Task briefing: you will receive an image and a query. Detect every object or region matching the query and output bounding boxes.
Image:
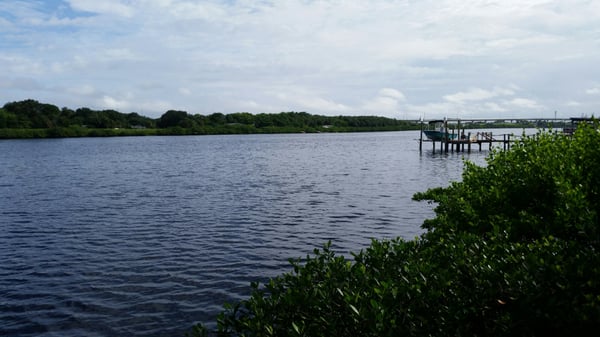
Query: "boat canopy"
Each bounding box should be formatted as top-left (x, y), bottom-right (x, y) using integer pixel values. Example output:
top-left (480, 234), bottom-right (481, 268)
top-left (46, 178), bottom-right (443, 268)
top-left (427, 120), bottom-right (445, 125)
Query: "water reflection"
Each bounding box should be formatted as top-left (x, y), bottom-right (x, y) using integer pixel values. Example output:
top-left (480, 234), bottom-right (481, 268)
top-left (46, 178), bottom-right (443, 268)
top-left (0, 131), bottom-right (502, 336)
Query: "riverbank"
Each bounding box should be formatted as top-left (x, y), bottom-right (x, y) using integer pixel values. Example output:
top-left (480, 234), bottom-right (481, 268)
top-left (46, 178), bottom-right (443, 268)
top-left (0, 124), bottom-right (422, 139)
top-left (1, 99), bottom-right (540, 139)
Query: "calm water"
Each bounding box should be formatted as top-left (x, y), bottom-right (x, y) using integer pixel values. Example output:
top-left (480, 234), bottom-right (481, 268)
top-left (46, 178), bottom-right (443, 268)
top-left (0, 131), bottom-right (490, 336)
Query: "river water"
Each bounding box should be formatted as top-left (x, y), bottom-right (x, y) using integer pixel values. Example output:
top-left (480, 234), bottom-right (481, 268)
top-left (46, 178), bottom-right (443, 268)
top-left (0, 131), bottom-right (492, 336)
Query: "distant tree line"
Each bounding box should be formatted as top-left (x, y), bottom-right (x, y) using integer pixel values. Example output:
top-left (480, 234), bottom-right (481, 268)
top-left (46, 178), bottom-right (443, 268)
top-left (0, 99), bottom-right (155, 129)
top-left (0, 99), bottom-right (419, 138)
top-left (156, 109), bottom-right (413, 129)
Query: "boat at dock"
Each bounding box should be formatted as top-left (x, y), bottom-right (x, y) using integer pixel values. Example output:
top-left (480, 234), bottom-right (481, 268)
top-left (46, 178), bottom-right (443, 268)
top-left (419, 116), bottom-right (594, 154)
top-left (423, 120), bottom-right (458, 141)
top-left (423, 130), bottom-right (458, 141)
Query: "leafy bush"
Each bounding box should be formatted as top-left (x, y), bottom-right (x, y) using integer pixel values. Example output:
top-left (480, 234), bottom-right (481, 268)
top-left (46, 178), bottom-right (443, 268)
top-left (193, 124), bottom-right (600, 336)
top-left (414, 126), bottom-right (600, 244)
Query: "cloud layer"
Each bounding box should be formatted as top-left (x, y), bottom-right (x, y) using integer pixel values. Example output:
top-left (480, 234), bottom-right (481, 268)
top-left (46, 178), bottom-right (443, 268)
top-left (1, 0), bottom-right (599, 119)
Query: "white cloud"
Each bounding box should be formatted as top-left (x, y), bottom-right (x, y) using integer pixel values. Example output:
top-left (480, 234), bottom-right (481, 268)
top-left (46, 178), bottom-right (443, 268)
top-left (137, 100), bottom-right (173, 114)
top-left (0, 77), bottom-right (44, 90)
top-left (68, 84), bottom-right (96, 96)
top-left (302, 97), bottom-right (350, 113)
top-left (270, 87), bottom-right (351, 114)
top-left (0, 16), bottom-right (11, 29)
top-left (444, 87), bottom-right (515, 104)
top-left (506, 98), bottom-right (544, 110)
top-left (102, 48), bottom-right (139, 61)
top-left (378, 88), bottom-right (406, 101)
top-left (101, 95), bottom-right (130, 110)
top-left (165, 1), bottom-right (227, 21)
top-left (484, 102), bottom-right (507, 112)
top-left (404, 102), bottom-right (456, 120)
top-left (66, 0), bottom-right (134, 17)
top-left (361, 88), bottom-right (407, 116)
top-left (1, 0), bottom-right (599, 118)
top-left (586, 88), bottom-right (600, 95)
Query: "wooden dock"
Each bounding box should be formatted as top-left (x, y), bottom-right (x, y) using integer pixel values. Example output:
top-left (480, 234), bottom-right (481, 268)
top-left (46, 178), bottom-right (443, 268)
top-left (418, 117), bottom-right (575, 154)
top-left (421, 131), bottom-right (518, 154)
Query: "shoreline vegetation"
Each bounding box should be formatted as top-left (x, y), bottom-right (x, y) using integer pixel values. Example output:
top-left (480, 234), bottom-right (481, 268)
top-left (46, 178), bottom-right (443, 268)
top-left (191, 123), bottom-right (600, 336)
top-left (1, 99), bottom-right (542, 139)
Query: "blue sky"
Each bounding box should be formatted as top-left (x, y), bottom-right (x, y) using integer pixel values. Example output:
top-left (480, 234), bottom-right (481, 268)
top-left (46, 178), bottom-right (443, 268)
top-left (1, 0), bottom-right (599, 119)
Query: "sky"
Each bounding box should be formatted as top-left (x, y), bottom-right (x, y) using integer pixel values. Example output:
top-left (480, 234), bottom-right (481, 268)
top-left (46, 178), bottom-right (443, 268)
top-left (1, 0), bottom-right (599, 119)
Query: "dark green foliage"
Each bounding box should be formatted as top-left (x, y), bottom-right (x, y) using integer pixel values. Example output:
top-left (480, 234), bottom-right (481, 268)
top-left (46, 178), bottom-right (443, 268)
top-left (208, 112), bottom-right (227, 125)
top-left (127, 112), bottom-right (156, 128)
top-left (1, 99), bottom-right (422, 138)
top-left (192, 124), bottom-right (600, 336)
top-left (1, 100), bottom-right (157, 131)
top-left (3, 99), bottom-right (60, 128)
top-left (226, 112), bottom-right (254, 125)
top-left (158, 110), bottom-right (190, 128)
top-left (0, 108), bottom-right (19, 128)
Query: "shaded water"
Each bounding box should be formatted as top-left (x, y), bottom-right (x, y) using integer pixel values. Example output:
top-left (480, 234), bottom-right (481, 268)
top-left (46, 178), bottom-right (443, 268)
top-left (0, 131), bottom-right (490, 336)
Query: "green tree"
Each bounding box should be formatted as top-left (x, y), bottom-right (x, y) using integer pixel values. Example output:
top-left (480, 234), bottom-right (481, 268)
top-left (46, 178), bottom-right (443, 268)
top-left (0, 108), bottom-right (18, 128)
top-left (208, 112), bottom-right (226, 125)
top-left (74, 107), bottom-right (94, 126)
top-left (192, 114), bottom-right (207, 127)
top-left (126, 112), bottom-right (155, 128)
top-left (58, 107), bottom-right (76, 127)
top-left (157, 110), bottom-right (189, 128)
top-left (254, 113), bottom-right (274, 128)
top-left (3, 99), bottom-right (60, 128)
top-left (227, 112), bottom-right (254, 125)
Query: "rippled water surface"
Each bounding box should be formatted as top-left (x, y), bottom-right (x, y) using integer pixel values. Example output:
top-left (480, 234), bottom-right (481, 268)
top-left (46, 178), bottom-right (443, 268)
top-left (0, 131), bottom-right (490, 336)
